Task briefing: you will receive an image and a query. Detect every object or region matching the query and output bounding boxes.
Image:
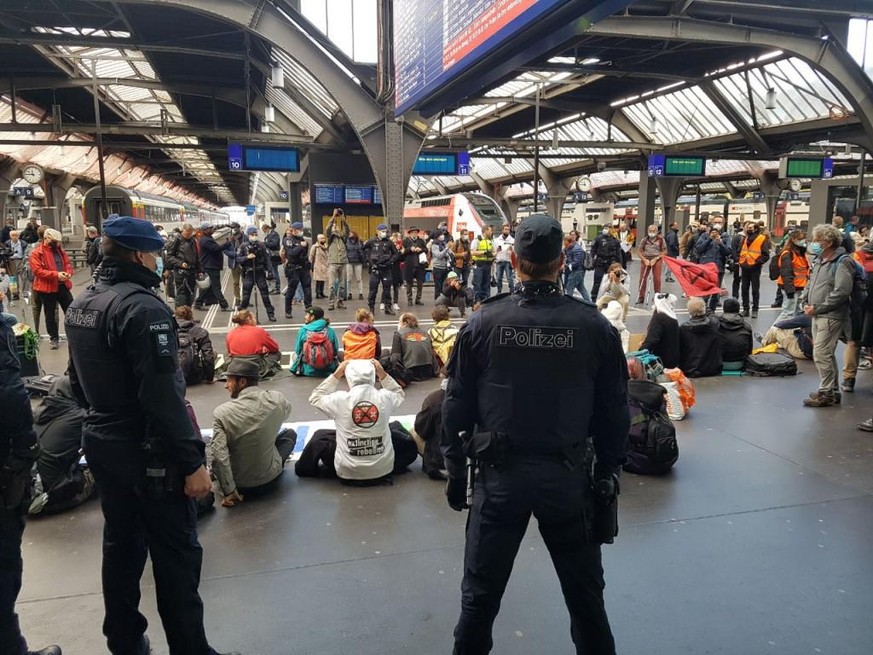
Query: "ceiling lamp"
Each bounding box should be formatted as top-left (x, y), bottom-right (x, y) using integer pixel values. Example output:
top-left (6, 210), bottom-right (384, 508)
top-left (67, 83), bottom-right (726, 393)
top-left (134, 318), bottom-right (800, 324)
top-left (552, 130), bottom-right (560, 149)
top-left (649, 116), bottom-right (659, 135)
top-left (581, 57), bottom-right (600, 65)
top-left (271, 64), bottom-right (284, 88)
top-left (264, 104), bottom-right (276, 124)
top-left (765, 87), bottom-right (777, 110)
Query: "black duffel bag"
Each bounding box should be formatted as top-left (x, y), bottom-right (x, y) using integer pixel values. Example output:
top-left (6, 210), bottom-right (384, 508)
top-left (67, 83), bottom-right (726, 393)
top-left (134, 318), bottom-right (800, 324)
top-left (744, 352), bottom-right (797, 377)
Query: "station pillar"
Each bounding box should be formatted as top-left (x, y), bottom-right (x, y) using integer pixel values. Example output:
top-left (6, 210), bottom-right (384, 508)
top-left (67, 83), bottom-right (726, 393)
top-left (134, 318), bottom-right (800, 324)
top-left (289, 181), bottom-right (304, 221)
top-left (0, 161), bottom-right (22, 224)
top-left (637, 173), bottom-right (658, 232)
top-left (759, 171), bottom-right (782, 227)
top-left (538, 165), bottom-right (570, 222)
top-left (42, 173), bottom-right (76, 230)
top-left (654, 176), bottom-right (685, 229)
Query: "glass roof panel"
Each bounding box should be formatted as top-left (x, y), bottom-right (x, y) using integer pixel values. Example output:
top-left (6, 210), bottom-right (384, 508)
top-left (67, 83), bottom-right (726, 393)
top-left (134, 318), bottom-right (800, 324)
top-left (623, 85), bottom-right (736, 144)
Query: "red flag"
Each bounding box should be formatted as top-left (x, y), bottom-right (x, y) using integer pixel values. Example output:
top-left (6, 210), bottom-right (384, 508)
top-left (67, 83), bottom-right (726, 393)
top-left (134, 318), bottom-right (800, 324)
top-left (663, 257), bottom-right (722, 297)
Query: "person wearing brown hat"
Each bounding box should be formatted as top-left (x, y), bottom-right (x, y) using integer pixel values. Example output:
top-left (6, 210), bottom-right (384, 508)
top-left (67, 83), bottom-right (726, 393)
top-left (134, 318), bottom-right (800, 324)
top-left (210, 358), bottom-right (294, 507)
top-left (442, 214), bottom-right (630, 655)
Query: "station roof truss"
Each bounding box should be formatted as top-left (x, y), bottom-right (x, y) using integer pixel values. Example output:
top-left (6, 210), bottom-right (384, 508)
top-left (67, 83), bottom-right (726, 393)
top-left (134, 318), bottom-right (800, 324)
top-left (0, 0), bottom-right (359, 207)
top-left (413, 0), bottom-right (872, 202)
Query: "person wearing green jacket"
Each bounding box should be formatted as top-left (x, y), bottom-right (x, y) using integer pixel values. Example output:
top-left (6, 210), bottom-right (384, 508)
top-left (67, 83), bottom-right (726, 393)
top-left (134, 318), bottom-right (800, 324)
top-left (293, 306), bottom-right (340, 377)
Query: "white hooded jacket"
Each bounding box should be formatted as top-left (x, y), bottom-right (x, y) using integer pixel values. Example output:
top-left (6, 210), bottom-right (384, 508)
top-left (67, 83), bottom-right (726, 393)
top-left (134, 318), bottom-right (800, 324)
top-left (309, 360), bottom-right (405, 480)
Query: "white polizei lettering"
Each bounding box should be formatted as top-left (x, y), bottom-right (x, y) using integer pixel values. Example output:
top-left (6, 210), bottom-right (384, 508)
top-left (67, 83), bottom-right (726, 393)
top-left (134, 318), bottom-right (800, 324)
top-left (497, 326), bottom-right (576, 349)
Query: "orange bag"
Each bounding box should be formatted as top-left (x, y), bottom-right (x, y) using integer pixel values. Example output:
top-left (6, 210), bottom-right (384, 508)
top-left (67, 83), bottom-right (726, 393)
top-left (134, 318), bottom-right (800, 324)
top-left (664, 368), bottom-right (696, 412)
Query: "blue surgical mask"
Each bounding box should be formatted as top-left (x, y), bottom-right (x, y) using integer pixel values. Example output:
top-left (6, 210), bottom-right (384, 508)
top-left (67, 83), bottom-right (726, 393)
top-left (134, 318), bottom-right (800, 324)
top-left (807, 242), bottom-right (822, 256)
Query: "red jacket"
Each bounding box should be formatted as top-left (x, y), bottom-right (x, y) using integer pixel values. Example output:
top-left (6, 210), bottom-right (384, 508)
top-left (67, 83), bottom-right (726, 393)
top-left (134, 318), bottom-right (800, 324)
top-left (30, 243), bottom-right (73, 293)
top-left (226, 324), bottom-right (279, 356)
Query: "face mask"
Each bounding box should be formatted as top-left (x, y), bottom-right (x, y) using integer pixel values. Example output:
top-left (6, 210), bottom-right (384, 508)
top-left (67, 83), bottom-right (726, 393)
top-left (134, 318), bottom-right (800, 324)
top-left (746, 229), bottom-right (755, 235)
top-left (648, 231), bottom-right (657, 238)
top-left (378, 231), bottom-right (387, 239)
top-left (461, 235), bottom-right (468, 242)
top-left (713, 224), bottom-right (723, 231)
top-left (796, 240), bottom-right (807, 248)
top-left (807, 242), bottom-right (823, 256)
top-left (602, 228), bottom-right (610, 236)
top-left (248, 234), bottom-right (259, 242)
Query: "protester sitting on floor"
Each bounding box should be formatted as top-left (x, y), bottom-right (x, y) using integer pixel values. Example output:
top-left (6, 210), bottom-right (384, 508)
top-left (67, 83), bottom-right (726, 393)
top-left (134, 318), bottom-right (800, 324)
top-left (292, 305), bottom-right (339, 377)
top-left (297, 359), bottom-right (417, 484)
top-left (29, 374), bottom-right (95, 515)
top-left (758, 314), bottom-right (813, 360)
top-left (384, 313), bottom-right (438, 384)
top-left (601, 300), bottom-right (630, 353)
top-left (435, 271), bottom-right (473, 316)
top-left (595, 261), bottom-right (630, 320)
top-left (641, 293), bottom-right (680, 368)
top-left (679, 296), bottom-right (724, 377)
top-left (210, 358), bottom-right (295, 508)
top-left (342, 308), bottom-right (382, 360)
top-left (428, 305), bottom-right (459, 370)
top-left (413, 377), bottom-right (449, 480)
top-left (175, 306), bottom-right (216, 386)
top-left (224, 309), bottom-right (282, 379)
top-left (718, 297), bottom-right (753, 370)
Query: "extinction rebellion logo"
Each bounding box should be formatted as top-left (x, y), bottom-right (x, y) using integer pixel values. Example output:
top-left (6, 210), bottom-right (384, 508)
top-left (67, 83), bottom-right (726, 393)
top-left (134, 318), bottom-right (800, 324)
top-left (352, 401), bottom-right (380, 428)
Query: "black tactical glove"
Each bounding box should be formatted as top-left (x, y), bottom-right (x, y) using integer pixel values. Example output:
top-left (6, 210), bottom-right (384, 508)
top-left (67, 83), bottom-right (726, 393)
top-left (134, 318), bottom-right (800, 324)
top-left (0, 447), bottom-right (37, 512)
top-left (446, 477), bottom-right (468, 512)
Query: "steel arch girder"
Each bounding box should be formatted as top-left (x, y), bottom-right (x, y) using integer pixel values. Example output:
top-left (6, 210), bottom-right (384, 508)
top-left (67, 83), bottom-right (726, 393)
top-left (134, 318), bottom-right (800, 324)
top-left (589, 15), bottom-right (873, 146)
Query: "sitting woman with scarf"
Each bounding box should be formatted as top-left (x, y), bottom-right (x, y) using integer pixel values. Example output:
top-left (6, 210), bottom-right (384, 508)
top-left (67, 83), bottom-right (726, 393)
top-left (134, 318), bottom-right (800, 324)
top-left (640, 293), bottom-right (680, 368)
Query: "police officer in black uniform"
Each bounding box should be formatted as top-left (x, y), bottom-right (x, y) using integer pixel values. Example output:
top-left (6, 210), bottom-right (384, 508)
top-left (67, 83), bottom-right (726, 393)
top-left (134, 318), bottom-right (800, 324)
top-left (163, 222), bottom-right (200, 308)
top-left (281, 221), bottom-right (312, 318)
top-left (1, 314), bottom-right (61, 655)
top-left (443, 214), bottom-right (630, 655)
top-left (362, 223), bottom-right (397, 316)
top-left (237, 226), bottom-right (276, 322)
top-left (65, 216), bottom-right (239, 655)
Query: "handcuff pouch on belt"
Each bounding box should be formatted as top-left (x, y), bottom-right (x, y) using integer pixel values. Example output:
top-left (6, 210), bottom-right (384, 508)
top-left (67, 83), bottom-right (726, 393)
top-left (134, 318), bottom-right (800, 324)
top-left (461, 431), bottom-right (507, 467)
top-left (143, 433), bottom-right (182, 500)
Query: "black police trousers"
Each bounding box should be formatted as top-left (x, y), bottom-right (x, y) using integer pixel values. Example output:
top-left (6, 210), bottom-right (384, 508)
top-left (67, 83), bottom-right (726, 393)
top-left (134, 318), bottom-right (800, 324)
top-left (454, 458), bottom-right (615, 655)
top-left (86, 439), bottom-right (211, 655)
top-left (0, 497), bottom-right (28, 654)
top-left (368, 267), bottom-right (393, 311)
top-left (240, 269), bottom-right (274, 313)
top-left (284, 266), bottom-right (312, 313)
top-left (173, 271), bottom-right (196, 309)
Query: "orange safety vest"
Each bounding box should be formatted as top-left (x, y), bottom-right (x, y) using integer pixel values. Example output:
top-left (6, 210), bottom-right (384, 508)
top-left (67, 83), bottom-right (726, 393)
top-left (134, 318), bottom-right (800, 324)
top-left (739, 233), bottom-right (766, 266)
top-left (776, 248), bottom-right (809, 289)
top-left (854, 249), bottom-right (873, 276)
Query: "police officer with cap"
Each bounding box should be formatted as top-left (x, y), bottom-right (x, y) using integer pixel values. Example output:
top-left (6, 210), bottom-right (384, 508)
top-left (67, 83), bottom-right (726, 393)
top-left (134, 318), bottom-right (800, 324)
top-left (443, 214), bottom-right (629, 654)
top-left (362, 223), bottom-right (398, 316)
top-left (237, 226), bottom-right (276, 322)
top-left (65, 216), bottom-right (240, 655)
top-left (281, 221), bottom-right (312, 318)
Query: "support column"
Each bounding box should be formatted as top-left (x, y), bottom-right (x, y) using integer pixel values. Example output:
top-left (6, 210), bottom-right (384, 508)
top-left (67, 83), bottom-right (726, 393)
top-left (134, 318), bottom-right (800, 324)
top-left (42, 173), bottom-right (76, 230)
top-left (638, 173), bottom-right (658, 233)
top-left (759, 171), bottom-right (782, 226)
top-left (500, 195), bottom-right (520, 225)
top-left (654, 177), bottom-right (685, 230)
top-left (537, 164), bottom-right (570, 221)
top-left (809, 178), bottom-right (832, 224)
top-left (289, 181), bottom-right (303, 221)
top-left (0, 161), bottom-right (23, 224)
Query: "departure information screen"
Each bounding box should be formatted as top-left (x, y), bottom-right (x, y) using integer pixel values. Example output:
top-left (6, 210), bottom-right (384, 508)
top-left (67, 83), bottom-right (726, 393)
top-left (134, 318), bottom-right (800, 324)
top-left (313, 185), bottom-right (344, 204)
top-left (394, 0), bottom-right (565, 114)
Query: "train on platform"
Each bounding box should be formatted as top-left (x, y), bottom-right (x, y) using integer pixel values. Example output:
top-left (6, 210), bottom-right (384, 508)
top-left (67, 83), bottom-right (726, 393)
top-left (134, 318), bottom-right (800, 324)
top-left (403, 192), bottom-right (508, 238)
top-left (81, 185), bottom-right (230, 232)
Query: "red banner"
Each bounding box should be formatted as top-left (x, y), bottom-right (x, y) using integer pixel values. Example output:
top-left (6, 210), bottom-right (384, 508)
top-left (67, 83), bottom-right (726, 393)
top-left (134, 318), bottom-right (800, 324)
top-left (663, 257), bottom-right (723, 297)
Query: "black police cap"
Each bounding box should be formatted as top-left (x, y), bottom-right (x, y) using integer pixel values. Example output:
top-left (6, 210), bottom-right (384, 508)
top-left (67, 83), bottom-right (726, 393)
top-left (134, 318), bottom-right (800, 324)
top-left (515, 214), bottom-right (563, 264)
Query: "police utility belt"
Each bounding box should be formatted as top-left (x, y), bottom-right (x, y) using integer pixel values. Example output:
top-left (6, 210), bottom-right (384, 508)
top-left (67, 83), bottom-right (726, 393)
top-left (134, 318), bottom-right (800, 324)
top-left (461, 431), bottom-right (592, 470)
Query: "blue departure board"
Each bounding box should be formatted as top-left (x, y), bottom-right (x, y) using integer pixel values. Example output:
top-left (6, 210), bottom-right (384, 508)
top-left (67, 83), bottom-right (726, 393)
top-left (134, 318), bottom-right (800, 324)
top-left (345, 186), bottom-right (374, 205)
top-left (228, 144), bottom-right (300, 172)
top-left (413, 153), bottom-right (459, 175)
top-left (313, 185), bottom-right (344, 205)
top-left (373, 187), bottom-right (383, 205)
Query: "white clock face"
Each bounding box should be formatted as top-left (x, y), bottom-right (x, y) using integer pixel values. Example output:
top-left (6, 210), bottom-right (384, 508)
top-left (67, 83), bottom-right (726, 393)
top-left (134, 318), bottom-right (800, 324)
top-left (577, 177), bottom-right (592, 192)
top-left (788, 178), bottom-right (802, 192)
top-left (23, 165), bottom-right (43, 184)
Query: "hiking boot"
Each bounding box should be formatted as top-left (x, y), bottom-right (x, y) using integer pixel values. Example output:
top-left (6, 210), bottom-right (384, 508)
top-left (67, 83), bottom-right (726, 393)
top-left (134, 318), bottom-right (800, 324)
top-left (803, 391), bottom-right (836, 407)
top-left (751, 310), bottom-right (758, 319)
top-left (267, 312), bottom-right (277, 322)
top-left (358, 294), bottom-right (364, 300)
top-left (285, 312), bottom-right (293, 319)
top-left (753, 331), bottom-right (765, 344)
top-left (770, 302), bottom-right (782, 308)
top-left (368, 306), bottom-right (375, 315)
top-left (858, 418), bottom-right (873, 432)
top-left (337, 301), bottom-right (346, 309)
top-left (49, 339), bottom-right (59, 350)
top-left (384, 306), bottom-right (395, 316)
top-left (415, 299), bottom-right (424, 306)
top-left (741, 309), bottom-right (750, 317)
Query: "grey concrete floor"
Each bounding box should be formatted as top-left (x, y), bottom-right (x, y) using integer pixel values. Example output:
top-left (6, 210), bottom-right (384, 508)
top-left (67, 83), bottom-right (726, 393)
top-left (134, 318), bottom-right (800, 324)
top-left (9, 264), bottom-right (873, 654)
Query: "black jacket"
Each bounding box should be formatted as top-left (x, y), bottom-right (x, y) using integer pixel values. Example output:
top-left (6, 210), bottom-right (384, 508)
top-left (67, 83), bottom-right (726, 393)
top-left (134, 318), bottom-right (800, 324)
top-left (237, 240), bottom-right (271, 272)
top-left (402, 237), bottom-right (427, 268)
top-left (0, 315), bottom-right (37, 467)
top-left (362, 236), bottom-right (398, 269)
top-left (199, 234), bottom-right (232, 271)
top-left (414, 388), bottom-right (446, 475)
top-left (679, 315), bottom-right (724, 377)
top-left (641, 311), bottom-right (680, 369)
top-left (176, 318), bottom-right (216, 383)
top-left (66, 258), bottom-right (205, 475)
top-left (33, 375), bottom-right (85, 493)
top-left (19, 224), bottom-right (38, 244)
top-left (717, 313), bottom-right (753, 363)
top-left (346, 237), bottom-right (365, 264)
top-left (282, 234), bottom-right (310, 269)
top-left (665, 229), bottom-right (680, 257)
top-left (591, 234), bottom-right (622, 268)
top-left (264, 229), bottom-right (281, 260)
top-left (164, 234), bottom-right (200, 273)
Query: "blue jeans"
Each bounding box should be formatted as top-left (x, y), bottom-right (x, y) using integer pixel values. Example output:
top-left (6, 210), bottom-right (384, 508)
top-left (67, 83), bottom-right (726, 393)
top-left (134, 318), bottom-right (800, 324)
top-left (495, 261), bottom-right (514, 294)
top-left (473, 263), bottom-right (492, 303)
top-left (565, 269), bottom-right (591, 302)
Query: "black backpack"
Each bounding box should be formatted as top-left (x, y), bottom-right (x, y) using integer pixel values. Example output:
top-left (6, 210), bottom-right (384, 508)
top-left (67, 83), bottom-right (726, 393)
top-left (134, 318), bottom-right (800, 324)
top-left (624, 380), bottom-right (679, 475)
top-left (744, 352), bottom-right (797, 376)
top-left (177, 329), bottom-right (200, 383)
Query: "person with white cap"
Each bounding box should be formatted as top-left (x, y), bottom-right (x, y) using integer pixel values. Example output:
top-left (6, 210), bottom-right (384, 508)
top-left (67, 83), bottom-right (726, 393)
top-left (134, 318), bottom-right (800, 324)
top-left (28, 227), bottom-right (73, 349)
top-left (65, 216), bottom-right (239, 655)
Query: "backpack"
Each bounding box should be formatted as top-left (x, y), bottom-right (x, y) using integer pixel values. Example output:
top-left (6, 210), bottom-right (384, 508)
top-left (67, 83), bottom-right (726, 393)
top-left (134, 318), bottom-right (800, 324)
top-left (830, 255), bottom-right (867, 324)
top-left (624, 380), bottom-right (678, 475)
top-left (302, 329), bottom-right (336, 371)
top-left (744, 352), bottom-right (797, 377)
top-left (177, 329), bottom-right (199, 382)
top-left (769, 248), bottom-right (784, 281)
top-left (626, 349), bottom-right (665, 382)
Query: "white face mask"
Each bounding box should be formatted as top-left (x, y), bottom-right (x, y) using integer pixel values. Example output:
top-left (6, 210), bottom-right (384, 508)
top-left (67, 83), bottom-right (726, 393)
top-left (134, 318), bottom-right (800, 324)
top-left (648, 231), bottom-right (657, 238)
top-left (248, 234), bottom-right (259, 242)
top-left (378, 231), bottom-right (387, 239)
top-left (602, 228), bottom-right (610, 236)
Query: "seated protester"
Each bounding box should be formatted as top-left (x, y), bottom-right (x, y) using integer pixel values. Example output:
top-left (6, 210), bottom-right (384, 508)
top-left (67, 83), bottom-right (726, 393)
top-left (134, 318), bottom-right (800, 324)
top-left (435, 271), bottom-right (472, 317)
top-left (760, 313), bottom-right (813, 360)
top-left (293, 305), bottom-right (339, 377)
top-left (601, 300), bottom-right (630, 353)
top-left (342, 308), bottom-right (382, 360)
top-left (428, 305), bottom-right (459, 370)
top-left (679, 296), bottom-right (724, 377)
top-left (210, 358), bottom-right (295, 507)
top-left (595, 261), bottom-right (630, 320)
top-left (29, 374), bottom-right (95, 515)
top-left (717, 297), bottom-right (753, 369)
top-left (641, 293), bottom-right (680, 368)
top-left (298, 359), bottom-right (415, 484)
top-left (225, 309), bottom-right (282, 379)
top-left (386, 313), bottom-right (438, 383)
top-left (413, 378), bottom-right (449, 480)
top-left (175, 305), bottom-right (216, 385)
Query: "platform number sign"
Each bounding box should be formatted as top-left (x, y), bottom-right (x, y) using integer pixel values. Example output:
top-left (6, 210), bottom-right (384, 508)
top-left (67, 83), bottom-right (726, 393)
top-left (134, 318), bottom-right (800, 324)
top-left (279, 191), bottom-right (289, 201)
top-left (228, 144), bottom-right (243, 171)
top-left (648, 154), bottom-right (665, 177)
top-left (823, 157), bottom-right (834, 179)
top-left (457, 152), bottom-right (471, 176)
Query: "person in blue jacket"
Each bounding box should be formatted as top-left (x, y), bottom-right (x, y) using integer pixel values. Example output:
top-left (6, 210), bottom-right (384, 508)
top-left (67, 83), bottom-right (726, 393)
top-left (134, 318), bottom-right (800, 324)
top-left (293, 306), bottom-right (340, 377)
top-left (695, 227), bottom-right (731, 313)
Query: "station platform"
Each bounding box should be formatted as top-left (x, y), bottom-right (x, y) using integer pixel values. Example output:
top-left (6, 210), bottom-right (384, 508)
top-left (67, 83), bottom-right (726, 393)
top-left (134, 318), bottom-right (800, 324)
top-left (9, 264), bottom-right (873, 655)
